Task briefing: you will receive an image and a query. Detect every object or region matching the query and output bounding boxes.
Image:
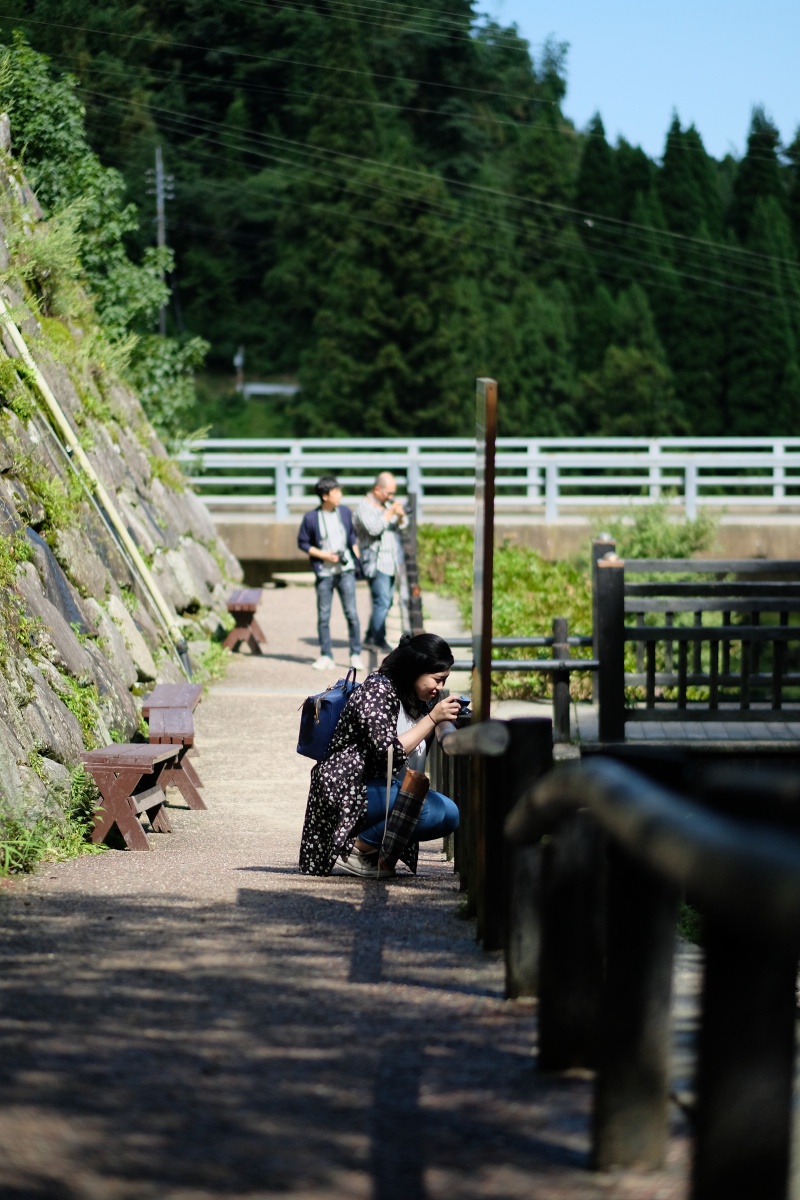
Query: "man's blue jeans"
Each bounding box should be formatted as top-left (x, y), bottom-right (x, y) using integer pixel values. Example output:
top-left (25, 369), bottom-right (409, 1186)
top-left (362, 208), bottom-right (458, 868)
top-left (366, 571), bottom-right (395, 646)
top-left (316, 571), bottom-right (361, 658)
top-left (356, 778), bottom-right (459, 847)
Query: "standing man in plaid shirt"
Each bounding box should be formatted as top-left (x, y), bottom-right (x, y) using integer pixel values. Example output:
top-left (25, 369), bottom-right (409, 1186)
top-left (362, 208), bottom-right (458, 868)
top-left (354, 471), bottom-right (408, 656)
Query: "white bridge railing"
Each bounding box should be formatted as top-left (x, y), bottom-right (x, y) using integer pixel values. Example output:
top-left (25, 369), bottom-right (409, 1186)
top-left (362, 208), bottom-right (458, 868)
top-left (176, 437), bottom-right (800, 521)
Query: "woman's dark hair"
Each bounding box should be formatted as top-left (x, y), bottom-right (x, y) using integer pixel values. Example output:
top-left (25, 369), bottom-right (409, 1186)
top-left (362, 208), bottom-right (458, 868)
top-left (378, 633), bottom-right (454, 717)
top-left (315, 474), bottom-right (340, 500)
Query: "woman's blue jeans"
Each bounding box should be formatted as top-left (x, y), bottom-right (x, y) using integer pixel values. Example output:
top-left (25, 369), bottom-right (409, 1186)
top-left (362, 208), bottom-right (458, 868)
top-left (315, 571), bottom-right (361, 658)
top-left (356, 778), bottom-right (459, 848)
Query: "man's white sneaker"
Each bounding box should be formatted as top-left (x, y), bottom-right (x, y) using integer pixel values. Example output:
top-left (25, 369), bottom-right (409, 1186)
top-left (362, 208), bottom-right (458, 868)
top-left (311, 655), bottom-right (335, 671)
top-left (350, 654), bottom-right (366, 671)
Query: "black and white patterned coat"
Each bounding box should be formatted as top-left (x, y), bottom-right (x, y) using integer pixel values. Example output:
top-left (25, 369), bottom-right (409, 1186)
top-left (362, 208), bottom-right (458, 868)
top-left (299, 672), bottom-right (416, 875)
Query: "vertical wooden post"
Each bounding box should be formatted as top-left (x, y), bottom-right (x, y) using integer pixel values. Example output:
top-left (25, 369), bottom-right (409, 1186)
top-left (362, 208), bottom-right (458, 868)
top-left (469, 376), bottom-right (497, 926)
top-left (537, 811), bottom-right (606, 1070)
top-left (399, 493), bottom-right (424, 636)
top-left (596, 554), bottom-right (626, 743)
top-left (478, 718), bottom-right (552, 953)
top-left (552, 615), bottom-right (571, 743)
top-left (591, 535), bottom-right (616, 701)
top-left (592, 844), bottom-right (678, 1170)
top-left (504, 718), bottom-right (554, 997)
top-left (472, 378), bottom-right (497, 724)
top-left (691, 921), bottom-right (798, 1200)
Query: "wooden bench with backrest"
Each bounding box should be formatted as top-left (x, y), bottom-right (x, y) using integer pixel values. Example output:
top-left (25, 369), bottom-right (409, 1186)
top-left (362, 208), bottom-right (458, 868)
top-left (81, 743), bottom-right (182, 850)
top-left (593, 551), bottom-right (800, 748)
top-left (142, 682), bottom-right (206, 808)
top-left (223, 587), bottom-right (267, 654)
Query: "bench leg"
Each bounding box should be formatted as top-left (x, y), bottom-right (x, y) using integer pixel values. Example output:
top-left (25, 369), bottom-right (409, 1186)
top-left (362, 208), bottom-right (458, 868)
top-left (147, 804), bottom-right (173, 834)
top-left (161, 764), bottom-right (207, 810)
top-left (89, 767), bottom-right (164, 851)
top-left (182, 757), bottom-right (204, 789)
top-left (91, 794), bottom-right (151, 852)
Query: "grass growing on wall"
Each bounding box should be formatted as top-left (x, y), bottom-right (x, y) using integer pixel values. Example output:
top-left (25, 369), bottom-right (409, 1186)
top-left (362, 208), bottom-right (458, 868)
top-left (0, 764), bottom-right (104, 877)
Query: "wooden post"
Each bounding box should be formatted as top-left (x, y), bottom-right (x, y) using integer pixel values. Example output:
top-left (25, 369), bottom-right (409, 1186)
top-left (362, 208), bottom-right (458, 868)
top-left (454, 754), bottom-right (470, 891)
top-left (596, 554), bottom-right (626, 743)
top-left (592, 843), bottom-right (678, 1170)
top-left (399, 493), bottom-right (424, 636)
top-left (504, 719), bottom-right (554, 997)
top-left (479, 717), bottom-right (552, 953)
top-left (552, 615), bottom-right (571, 743)
top-left (591, 534), bottom-right (616, 701)
top-left (537, 811), bottom-right (606, 1070)
top-left (469, 376), bottom-right (497, 924)
top-left (691, 921), bottom-right (798, 1200)
top-left (472, 378), bottom-right (497, 724)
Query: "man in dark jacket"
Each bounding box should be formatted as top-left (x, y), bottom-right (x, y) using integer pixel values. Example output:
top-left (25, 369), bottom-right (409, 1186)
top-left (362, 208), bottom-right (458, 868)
top-left (297, 475), bottom-right (364, 671)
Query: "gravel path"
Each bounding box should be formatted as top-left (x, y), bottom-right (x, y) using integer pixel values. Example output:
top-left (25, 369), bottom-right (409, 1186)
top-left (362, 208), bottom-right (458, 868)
top-left (0, 582), bottom-right (690, 1199)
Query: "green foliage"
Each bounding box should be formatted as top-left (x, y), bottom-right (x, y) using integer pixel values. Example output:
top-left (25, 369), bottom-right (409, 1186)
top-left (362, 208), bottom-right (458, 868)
top-left (417, 525), bottom-right (594, 701)
top-left (604, 498), bottom-right (717, 560)
top-left (677, 900), bottom-right (703, 944)
top-left (0, 527), bottom-right (35, 667)
top-left (1, 20), bottom-right (799, 438)
top-left (51, 672), bottom-right (104, 749)
top-left (0, 764), bottom-right (104, 876)
top-left (0, 34), bottom-right (206, 435)
top-left (418, 505), bottom-right (717, 703)
top-left (129, 335), bottom-right (209, 441)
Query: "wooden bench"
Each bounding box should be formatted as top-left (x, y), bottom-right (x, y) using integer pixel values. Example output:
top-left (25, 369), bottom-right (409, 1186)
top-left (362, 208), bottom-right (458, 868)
top-left (142, 683), bottom-right (206, 807)
top-left (593, 551), bottom-right (800, 747)
top-left (81, 744), bottom-right (182, 850)
top-left (223, 587), bottom-right (267, 654)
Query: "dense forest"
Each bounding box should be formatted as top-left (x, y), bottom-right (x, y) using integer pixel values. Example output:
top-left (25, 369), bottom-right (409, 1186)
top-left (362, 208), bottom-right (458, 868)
top-left (0, 1), bottom-right (799, 439)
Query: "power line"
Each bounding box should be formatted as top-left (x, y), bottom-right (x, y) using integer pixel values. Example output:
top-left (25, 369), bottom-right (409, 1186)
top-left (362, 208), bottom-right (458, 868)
top-left (0, 8), bottom-right (556, 105)
top-left (74, 87), bottom-right (800, 313)
top-left (72, 79), bottom-right (800, 288)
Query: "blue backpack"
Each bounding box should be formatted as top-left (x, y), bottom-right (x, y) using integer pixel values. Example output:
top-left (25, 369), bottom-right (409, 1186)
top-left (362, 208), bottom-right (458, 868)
top-left (297, 668), bottom-right (360, 760)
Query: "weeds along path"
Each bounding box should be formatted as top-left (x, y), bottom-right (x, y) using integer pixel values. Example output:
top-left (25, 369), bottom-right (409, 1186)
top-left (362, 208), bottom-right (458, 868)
top-left (0, 581), bottom-right (689, 1199)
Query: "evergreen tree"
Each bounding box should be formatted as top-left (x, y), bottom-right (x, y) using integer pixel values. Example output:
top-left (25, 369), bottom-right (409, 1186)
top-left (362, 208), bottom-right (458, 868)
top-left (724, 196), bottom-right (800, 434)
top-left (727, 107), bottom-right (787, 242)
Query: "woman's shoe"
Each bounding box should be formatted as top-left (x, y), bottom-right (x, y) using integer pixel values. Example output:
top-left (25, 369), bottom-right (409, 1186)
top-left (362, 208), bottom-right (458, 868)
top-left (339, 848), bottom-right (396, 879)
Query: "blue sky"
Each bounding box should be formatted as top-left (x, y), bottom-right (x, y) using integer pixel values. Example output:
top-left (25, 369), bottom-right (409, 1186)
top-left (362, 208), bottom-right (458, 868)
top-left (483, 0), bottom-right (799, 161)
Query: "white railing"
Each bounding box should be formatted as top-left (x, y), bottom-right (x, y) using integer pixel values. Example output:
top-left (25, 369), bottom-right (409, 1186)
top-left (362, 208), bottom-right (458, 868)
top-left (176, 437), bottom-right (800, 521)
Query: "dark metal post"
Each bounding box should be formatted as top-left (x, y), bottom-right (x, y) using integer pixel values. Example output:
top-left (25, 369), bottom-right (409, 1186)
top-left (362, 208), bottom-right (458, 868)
top-left (691, 921), bottom-right (799, 1200)
top-left (596, 553), bottom-right (626, 743)
top-left (592, 843), bottom-right (679, 1170)
top-left (552, 615), bottom-right (571, 743)
top-left (537, 810), bottom-right (606, 1070)
top-left (479, 718), bottom-right (552, 953)
top-left (505, 720), bottom-right (554, 997)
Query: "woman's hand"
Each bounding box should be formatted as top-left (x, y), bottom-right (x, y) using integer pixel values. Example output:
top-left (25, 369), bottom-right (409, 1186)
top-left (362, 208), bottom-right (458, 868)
top-left (429, 694), bottom-right (462, 726)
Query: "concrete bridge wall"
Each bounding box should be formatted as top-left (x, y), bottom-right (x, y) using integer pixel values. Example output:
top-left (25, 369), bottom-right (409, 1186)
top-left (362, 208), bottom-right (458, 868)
top-left (212, 512), bottom-right (800, 583)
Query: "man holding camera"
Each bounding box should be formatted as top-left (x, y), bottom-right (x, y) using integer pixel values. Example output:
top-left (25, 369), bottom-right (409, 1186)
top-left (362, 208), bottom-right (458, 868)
top-left (353, 471), bottom-right (408, 657)
top-left (297, 475), bottom-right (364, 671)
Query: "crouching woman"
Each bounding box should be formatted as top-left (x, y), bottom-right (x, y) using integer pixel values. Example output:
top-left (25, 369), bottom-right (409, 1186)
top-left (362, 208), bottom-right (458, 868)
top-left (299, 633), bottom-right (461, 879)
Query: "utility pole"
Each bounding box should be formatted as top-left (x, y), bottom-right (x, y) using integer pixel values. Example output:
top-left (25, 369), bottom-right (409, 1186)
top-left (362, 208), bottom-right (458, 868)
top-left (146, 145), bottom-right (175, 336)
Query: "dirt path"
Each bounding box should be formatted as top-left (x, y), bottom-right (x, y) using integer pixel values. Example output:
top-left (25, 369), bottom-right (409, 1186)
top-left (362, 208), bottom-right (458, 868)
top-left (0, 582), bottom-right (690, 1199)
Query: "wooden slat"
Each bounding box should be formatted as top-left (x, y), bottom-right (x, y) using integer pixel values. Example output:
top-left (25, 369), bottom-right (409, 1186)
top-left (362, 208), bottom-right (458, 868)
top-left (623, 625), bottom-right (800, 642)
top-left (626, 582), bottom-right (800, 597)
top-left (148, 707), bottom-right (195, 744)
top-left (624, 709), bottom-right (800, 724)
top-left (645, 642), bottom-right (656, 708)
top-left (142, 684), bottom-right (203, 715)
top-left (624, 559), bottom-right (800, 575)
top-left (81, 744), bottom-right (178, 767)
top-left (677, 641), bottom-right (688, 709)
top-left (624, 597), bottom-right (800, 613)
